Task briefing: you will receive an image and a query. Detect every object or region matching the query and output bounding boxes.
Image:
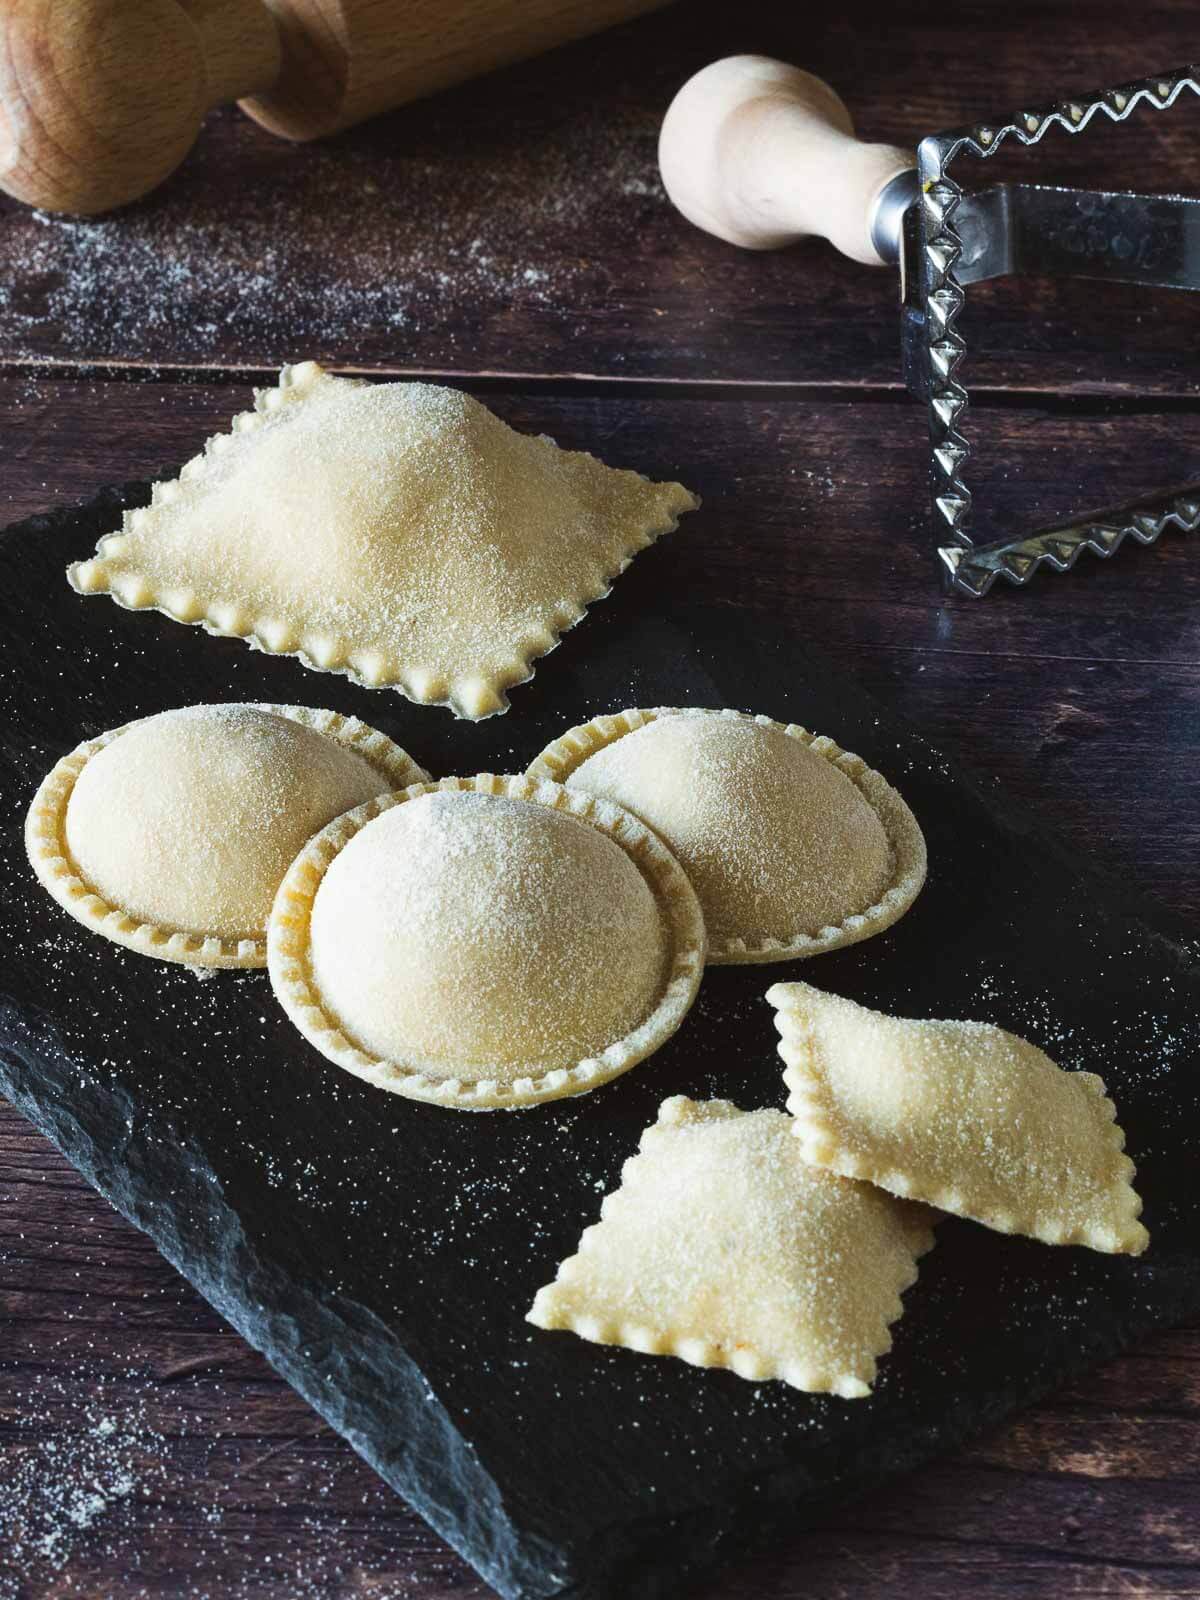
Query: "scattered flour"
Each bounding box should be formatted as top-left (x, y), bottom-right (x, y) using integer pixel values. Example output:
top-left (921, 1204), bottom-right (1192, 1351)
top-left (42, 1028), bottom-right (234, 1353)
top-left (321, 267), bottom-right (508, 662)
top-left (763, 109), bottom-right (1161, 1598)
top-left (0, 96), bottom-right (668, 365)
top-left (0, 1388), bottom-right (163, 1592)
top-left (0, 1346), bottom-right (486, 1600)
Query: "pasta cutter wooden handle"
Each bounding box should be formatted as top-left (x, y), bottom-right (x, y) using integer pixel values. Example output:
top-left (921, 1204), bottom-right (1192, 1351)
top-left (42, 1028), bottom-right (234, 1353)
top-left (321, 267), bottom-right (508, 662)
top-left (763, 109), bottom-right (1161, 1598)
top-left (0, 0), bottom-right (669, 216)
top-left (658, 55), bottom-right (915, 265)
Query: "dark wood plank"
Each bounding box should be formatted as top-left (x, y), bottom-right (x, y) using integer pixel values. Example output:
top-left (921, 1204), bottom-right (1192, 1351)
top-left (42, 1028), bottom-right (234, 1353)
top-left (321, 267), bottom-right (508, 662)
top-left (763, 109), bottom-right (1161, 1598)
top-left (2, 0), bottom-right (1198, 393)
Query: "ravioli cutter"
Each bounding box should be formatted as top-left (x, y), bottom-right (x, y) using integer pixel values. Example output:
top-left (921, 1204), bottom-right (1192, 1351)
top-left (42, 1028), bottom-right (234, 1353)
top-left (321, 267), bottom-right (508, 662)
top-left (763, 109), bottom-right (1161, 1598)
top-left (658, 56), bottom-right (1200, 596)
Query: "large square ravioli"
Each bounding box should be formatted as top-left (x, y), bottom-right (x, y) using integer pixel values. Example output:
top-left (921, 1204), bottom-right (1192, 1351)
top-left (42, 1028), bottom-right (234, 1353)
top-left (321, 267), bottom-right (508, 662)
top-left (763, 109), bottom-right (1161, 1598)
top-left (68, 362), bottom-right (698, 720)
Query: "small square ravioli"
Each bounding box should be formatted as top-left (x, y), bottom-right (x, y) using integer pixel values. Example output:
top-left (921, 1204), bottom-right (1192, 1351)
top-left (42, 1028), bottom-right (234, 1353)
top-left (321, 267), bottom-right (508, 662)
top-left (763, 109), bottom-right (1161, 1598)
top-left (528, 1097), bottom-right (936, 1398)
top-left (68, 363), bottom-right (699, 721)
top-left (771, 981), bottom-right (1149, 1255)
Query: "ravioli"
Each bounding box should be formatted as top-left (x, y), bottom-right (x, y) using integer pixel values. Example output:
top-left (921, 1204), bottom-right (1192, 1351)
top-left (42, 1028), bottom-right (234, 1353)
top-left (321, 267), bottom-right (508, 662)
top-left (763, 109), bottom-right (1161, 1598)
top-left (25, 703), bottom-right (426, 968)
top-left (772, 981), bottom-right (1149, 1255)
top-left (68, 363), bottom-right (698, 720)
top-left (529, 707), bottom-right (925, 963)
top-left (268, 776), bottom-right (705, 1109)
top-left (529, 1096), bottom-right (936, 1396)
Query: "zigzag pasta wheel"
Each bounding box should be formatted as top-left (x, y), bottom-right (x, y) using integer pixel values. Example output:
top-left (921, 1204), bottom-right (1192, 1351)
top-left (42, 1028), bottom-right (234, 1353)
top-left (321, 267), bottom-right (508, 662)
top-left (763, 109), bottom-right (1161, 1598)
top-left (771, 981), bottom-right (1149, 1255)
top-left (24, 703), bottom-right (425, 969)
top-left (529, 1096), bottom-right (936, 1397)
top-left (529, 708), bottom-right (926, 963)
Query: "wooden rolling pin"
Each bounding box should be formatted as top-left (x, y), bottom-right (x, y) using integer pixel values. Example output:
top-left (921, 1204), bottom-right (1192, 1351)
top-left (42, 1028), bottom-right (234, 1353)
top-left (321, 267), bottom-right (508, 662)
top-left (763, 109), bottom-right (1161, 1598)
top-left (0, 0), bottom-right (670, 215)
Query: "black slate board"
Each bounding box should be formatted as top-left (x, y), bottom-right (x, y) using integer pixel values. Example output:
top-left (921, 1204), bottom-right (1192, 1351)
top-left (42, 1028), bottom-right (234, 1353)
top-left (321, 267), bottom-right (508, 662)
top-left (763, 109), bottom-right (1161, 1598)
top-left (2, 483), bottom-right (1199, 1600)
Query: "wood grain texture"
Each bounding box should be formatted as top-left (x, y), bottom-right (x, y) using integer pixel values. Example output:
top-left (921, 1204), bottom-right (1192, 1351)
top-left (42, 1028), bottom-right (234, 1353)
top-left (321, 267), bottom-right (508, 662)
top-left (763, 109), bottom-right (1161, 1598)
top-left (2, 0), bottom-right (1198, 391)
top-left (3, 0), bottom-right (1200, 1590)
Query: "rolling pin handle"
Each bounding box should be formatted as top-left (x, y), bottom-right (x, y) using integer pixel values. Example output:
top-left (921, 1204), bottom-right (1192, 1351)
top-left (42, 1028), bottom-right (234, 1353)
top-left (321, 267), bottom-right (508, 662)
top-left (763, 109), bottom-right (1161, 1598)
top-left (658, 55), bottom-right (915, 266)
top-left (2, 0), bottom-right (675, 214)
top-left (0, 0), bottom-right (281, 215)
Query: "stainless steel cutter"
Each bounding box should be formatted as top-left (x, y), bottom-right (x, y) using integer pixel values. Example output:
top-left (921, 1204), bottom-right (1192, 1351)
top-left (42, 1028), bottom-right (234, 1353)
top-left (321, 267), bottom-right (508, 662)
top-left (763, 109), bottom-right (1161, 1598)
top-left (659, 56), bottom-right (1200, 596)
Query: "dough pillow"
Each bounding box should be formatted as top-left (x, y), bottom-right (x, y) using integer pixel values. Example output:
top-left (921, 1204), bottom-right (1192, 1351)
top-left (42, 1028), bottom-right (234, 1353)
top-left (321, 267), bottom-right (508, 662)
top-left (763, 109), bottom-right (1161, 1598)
top-left (772, 981), bottom-right (1149, 1255)
top-left (529, 707), bottom-right (925, 963)
top-left (530, 1096), bottom-right (936, 1396)
top-left (68, 363), bottom-right (699, 720)
top-left (25, 702), bottom-right (425, 968)
top-left (268, 776), bottom-right (705, 1109)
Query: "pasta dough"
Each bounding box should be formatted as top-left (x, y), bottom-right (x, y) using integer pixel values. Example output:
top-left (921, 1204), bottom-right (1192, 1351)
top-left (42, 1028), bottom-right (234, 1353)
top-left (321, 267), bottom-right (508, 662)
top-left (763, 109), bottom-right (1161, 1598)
top-left (68, 363), bottom-right (699, 720)
top-left (529, 708), bottom-right (925, 963)
top-left (268, 776), bottom-right (706, 1110)
top-left (24, 703), bottom-right (426, 968)
top-left (528, 1096), bottom-right (936, 1396)
top-left (772, 981), bottom-right (1149, 1254)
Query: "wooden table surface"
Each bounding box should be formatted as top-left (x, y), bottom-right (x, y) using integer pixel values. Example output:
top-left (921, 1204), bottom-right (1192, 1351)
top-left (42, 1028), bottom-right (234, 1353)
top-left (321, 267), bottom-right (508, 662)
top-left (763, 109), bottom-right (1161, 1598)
top-left (3, 1), bottom-right (1199, 1595)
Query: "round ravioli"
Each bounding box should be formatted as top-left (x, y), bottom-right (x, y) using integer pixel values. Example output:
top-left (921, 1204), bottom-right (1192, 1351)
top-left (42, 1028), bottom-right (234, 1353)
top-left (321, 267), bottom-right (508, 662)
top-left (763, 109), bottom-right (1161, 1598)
top-left (267, 776), bottom-right (706, 1110)
top-left (528, 708), bottom-right (926, 964)
top-left (25, 703), bottom-right (427, 968)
